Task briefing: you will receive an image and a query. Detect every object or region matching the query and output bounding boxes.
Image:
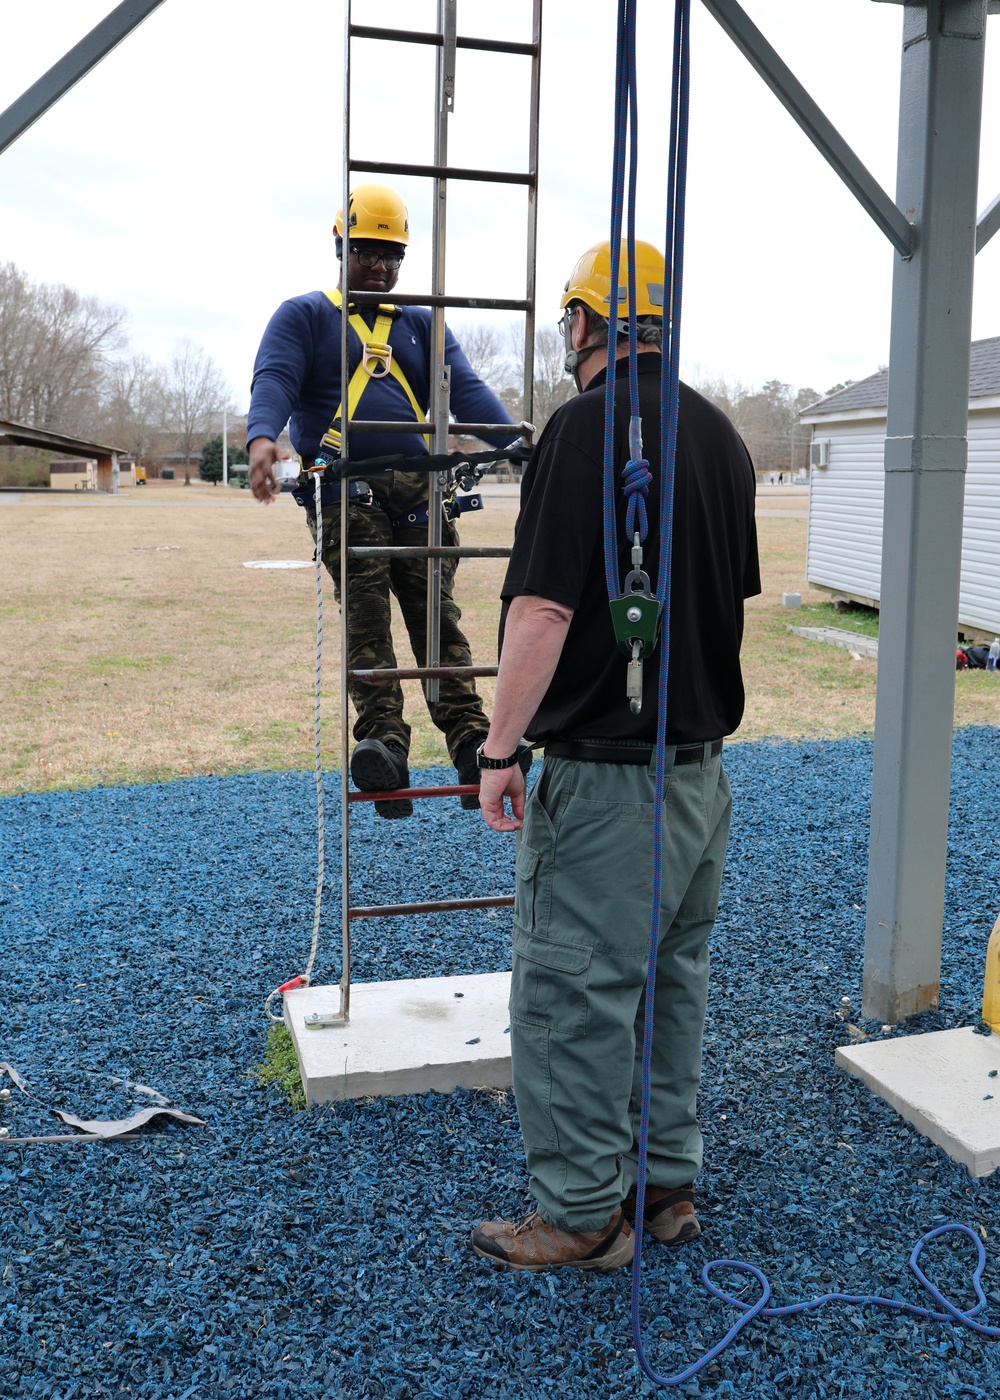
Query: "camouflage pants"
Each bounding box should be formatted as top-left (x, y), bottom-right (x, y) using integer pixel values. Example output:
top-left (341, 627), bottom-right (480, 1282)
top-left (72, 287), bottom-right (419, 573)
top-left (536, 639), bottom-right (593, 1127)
top-left (305, 471), bottom-right (489, 759)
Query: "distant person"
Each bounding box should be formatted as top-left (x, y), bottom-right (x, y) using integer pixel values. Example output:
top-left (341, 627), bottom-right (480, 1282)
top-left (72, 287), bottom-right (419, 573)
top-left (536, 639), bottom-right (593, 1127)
top-left (470, 239), bottom-right (760, 1272)
top-left (778, 471), bottom-right (784, 485)
top-left (246, 183), bottom-right (525, 816)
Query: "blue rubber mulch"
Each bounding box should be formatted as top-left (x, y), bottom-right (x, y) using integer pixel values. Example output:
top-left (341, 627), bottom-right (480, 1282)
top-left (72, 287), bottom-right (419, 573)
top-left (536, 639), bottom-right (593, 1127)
top-left (1, 729), bottom-right (998, 1399)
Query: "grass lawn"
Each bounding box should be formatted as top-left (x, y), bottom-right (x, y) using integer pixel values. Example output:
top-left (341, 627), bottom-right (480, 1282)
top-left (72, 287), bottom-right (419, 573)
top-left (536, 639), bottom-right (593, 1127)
top-left (2, 478), bottom-right (999, 794)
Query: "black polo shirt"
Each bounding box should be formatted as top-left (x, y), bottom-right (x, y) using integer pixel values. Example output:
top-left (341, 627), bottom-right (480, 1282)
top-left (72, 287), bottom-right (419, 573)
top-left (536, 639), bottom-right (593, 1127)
top-left (500, 355), bottom-right (760, 745)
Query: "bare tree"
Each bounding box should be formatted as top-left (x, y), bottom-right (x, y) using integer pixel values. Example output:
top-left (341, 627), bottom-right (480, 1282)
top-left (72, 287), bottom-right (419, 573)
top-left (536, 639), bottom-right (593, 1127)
top-left (688, 372), bottom-right (819, 476)
top-left (164, 340), bottom-right (231, 484)
top-left (99, 352), bottom-right (170, 465)
top-left (506, 324), bottom-right (575, 436)
top-left (0, 261), bottom-right (126, 436)
top-left (454, 321), bottom-right (513, 394)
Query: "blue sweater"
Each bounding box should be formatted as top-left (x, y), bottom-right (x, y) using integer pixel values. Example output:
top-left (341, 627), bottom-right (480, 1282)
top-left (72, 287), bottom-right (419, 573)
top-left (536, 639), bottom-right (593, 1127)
top-left (247, 290), bottom-right (516, 462)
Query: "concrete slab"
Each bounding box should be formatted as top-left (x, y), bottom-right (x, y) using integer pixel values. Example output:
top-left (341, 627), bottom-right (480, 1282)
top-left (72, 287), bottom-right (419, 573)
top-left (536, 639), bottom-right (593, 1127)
top-left (836, 1027), bottom-right (1000, 1177)
top-left (284, 971), bottom-right (513, 1104)
top-left (789, 624), bottom-right (879, 659)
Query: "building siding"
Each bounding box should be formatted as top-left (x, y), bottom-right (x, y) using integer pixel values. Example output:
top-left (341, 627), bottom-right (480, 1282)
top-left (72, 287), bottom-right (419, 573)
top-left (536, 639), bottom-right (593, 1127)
top-left (806, 409), bottom-right (1000, 635)
top-left (806, 425), bottom-right (886, 603)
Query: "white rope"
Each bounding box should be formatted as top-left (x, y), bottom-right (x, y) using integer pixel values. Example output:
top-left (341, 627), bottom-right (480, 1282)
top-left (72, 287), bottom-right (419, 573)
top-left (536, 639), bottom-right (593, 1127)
top-left (265, 471), bottom-right (326, 1023)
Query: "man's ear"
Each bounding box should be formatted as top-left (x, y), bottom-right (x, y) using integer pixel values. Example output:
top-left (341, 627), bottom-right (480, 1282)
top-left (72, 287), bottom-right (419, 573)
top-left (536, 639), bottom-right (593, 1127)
top-left (568, 305), bottom-right (585, 352)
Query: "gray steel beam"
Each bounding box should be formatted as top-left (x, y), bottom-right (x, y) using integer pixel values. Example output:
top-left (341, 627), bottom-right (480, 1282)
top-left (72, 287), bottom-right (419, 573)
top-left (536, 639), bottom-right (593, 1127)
top-left (0, 0), bottom-right (167, 156)
top-left (977, 191), bottom-right (1000, 253)
top-left (863, 0), bottom-right (987, 1022)
top-left (701, 0), bottom-right (916, 257)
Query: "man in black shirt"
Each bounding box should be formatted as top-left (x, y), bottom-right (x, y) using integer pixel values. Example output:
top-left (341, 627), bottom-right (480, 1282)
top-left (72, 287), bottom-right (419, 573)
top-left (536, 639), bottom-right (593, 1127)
top-left (470, 240), bottom-right (760, 1273)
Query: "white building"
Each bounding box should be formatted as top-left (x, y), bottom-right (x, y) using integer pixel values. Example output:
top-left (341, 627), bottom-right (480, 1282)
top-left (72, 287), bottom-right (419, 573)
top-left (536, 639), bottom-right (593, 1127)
top-left (800, 336), bottom-right (1000, 639)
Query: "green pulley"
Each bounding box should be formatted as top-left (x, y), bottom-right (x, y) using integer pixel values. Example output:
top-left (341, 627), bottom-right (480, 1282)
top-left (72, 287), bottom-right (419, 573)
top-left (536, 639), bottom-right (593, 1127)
top-left (609, 547), bottom-right (662, 660)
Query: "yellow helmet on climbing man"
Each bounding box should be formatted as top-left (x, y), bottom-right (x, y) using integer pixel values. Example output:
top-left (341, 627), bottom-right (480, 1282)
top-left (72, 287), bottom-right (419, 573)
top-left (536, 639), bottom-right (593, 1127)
top-left (560, 239), bottom-right (665, 333)
top-left (334, 184), bottom-right (410, 250)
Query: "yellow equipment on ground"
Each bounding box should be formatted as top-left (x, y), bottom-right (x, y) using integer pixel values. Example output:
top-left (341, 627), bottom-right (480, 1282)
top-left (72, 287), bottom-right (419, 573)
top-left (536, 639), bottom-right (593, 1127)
top-left (984, 914), bottom-right (1000, 1033)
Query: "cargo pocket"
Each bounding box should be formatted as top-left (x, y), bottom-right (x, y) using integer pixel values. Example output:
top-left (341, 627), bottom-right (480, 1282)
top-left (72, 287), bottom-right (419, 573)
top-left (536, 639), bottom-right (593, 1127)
top-left (513, 842), bottom-right (540, 929)
top-left (510, 928), bottom-right (592, 1038)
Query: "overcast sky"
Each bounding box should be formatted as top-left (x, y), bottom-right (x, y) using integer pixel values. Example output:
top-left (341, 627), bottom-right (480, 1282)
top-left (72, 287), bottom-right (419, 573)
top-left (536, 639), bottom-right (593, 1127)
top-left (3, 0), bottom-right (999, 413)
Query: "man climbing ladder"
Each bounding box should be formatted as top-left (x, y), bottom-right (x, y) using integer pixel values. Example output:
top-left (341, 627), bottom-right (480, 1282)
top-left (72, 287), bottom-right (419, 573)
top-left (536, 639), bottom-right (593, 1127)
top-left (246, 183), bottom-right (525, 816)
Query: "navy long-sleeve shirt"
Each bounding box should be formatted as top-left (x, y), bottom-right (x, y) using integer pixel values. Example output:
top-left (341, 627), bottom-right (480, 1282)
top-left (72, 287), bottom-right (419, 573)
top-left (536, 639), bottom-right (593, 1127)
top-left (247, 290), bottom-right (516, 462)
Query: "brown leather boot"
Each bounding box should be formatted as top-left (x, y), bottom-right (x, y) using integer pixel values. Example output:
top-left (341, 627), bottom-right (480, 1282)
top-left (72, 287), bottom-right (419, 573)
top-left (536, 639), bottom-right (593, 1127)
top-left (623, 1184), bottom-right (701, 1246)
top-left (470, 1208), bottom-right (634, 1272)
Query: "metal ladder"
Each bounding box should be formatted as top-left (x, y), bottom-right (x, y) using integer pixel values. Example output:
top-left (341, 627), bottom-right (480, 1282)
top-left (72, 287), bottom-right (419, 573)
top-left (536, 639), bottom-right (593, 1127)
top-left (313, 0), bottom-right (543, 1028)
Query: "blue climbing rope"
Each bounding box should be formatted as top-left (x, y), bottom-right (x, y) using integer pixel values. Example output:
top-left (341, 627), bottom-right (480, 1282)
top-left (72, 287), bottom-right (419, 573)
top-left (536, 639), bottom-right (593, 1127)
top-left (600, 1), bottom-right (998, 1387)
top-left (622, 0), bottom-right (689, 1383)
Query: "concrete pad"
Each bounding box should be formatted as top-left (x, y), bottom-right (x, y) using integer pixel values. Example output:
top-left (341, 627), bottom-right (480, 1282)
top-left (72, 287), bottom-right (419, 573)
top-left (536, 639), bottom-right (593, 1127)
top-left (789, 624), bottom-right (879, 659)
top-left (836, 1027), bottom-right (1000, 1177)
top-left (284, 971), bottom-right (512, 1104)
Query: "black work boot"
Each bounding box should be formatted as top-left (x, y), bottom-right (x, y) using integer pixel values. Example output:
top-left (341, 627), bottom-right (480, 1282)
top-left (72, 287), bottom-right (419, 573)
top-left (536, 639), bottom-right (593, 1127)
top-left (350, 739), bottom-right (413, 819)
top-left (453, 738), bottom-right (533, 811)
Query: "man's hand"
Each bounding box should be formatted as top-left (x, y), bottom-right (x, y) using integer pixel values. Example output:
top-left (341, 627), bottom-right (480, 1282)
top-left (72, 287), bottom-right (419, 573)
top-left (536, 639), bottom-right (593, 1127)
top-left (249, 437), bottom-right (282, 503)
top-left (479, 764), bottom-right (527, 832)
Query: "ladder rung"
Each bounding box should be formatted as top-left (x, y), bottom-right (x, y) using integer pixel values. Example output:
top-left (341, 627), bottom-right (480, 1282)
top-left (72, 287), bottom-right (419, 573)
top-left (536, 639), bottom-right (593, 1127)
top-left (347, 291), bottom-right (532, 312)
top-left (348, 783), bottom-right (476, 803)
top-left (351, 158), bottom-right (534, 188)
top-left (348, 666), bottom-right (498, 681)
top-left (347, 546), bottom-right (512, 559)
top-left (346, 418), bottom-right (518, 436)
top-left (350, 24), bottom-right (537, 59)
top-left (348, 895), bottom-right (514, 920)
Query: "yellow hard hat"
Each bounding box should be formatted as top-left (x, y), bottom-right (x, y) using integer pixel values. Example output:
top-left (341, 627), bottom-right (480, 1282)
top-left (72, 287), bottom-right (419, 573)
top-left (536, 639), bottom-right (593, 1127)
top-left (561, 239), bottom-right (665, 327)
top-left (334, 183), bottom-right (410, 246)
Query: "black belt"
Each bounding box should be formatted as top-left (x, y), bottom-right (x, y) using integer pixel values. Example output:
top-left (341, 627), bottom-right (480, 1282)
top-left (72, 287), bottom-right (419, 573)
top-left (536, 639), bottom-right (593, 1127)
top-left (545, 738), bottom-right (723, 766)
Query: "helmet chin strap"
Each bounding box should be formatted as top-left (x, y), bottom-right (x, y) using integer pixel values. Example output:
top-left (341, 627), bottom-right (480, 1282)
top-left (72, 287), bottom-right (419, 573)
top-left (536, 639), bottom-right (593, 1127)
top-left (563, 341), bottom-right (604, 394)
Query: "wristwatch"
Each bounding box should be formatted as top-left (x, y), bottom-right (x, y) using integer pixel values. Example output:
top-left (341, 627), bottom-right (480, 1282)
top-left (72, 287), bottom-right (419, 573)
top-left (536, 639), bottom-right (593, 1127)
top-left (476, 742), bottom-right (522, 771)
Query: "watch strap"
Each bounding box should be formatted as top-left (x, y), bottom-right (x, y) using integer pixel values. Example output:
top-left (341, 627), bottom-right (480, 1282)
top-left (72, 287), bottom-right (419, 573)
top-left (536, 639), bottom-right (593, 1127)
top-left (476, 742), bottom-right (522, 771)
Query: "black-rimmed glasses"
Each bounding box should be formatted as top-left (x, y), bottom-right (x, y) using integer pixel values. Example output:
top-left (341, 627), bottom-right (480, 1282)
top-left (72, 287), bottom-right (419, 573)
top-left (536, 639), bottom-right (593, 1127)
top-left (350, 245), bottom-right (405, 270)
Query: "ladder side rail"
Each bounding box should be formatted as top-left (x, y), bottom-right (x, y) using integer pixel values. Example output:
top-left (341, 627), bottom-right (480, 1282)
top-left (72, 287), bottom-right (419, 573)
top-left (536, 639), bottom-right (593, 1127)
top-left (521, 0), bottom-right (543, 433)
top-left (338, 0), bottom-right (356, 1024)
top-left (425, 0), bottom-right (458, 708)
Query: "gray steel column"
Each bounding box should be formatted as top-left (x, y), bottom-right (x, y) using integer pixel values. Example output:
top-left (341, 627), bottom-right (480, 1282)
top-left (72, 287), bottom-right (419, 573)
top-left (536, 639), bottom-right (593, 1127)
top-left (862, 0), bottom-right (987, 1022)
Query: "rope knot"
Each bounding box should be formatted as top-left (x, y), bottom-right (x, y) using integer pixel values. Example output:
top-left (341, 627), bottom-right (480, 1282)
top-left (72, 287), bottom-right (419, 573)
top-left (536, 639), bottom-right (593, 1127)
top-left (622, 456), bottom-right (652, 540)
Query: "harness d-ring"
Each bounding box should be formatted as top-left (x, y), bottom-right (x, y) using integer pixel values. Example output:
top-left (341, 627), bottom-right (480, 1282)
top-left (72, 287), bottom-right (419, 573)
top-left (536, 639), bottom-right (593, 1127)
top-left (362, 342), bottom-right (393, 378)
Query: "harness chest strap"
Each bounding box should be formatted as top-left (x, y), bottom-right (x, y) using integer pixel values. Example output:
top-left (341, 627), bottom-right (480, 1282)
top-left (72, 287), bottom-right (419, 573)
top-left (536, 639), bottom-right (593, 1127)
top-left (320, 289), bottom-right (430, 452)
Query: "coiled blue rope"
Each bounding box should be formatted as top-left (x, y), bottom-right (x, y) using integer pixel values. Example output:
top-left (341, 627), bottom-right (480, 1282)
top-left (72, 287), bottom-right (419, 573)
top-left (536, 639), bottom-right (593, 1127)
top-left (600, 1), bottom-right (997, 1387)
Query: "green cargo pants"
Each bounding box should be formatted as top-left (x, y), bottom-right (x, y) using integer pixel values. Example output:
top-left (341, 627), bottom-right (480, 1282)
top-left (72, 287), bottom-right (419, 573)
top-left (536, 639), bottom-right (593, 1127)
top-left (306, 470), bottom-right (489, 760)
top-left (509, 746), bottom-right (732, 1232)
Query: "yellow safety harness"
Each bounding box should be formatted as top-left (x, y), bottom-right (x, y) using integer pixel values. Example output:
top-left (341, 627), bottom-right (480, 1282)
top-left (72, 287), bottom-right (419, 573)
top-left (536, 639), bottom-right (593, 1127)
top-left (319, 288), bottom-right (430, 454)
